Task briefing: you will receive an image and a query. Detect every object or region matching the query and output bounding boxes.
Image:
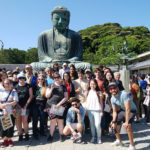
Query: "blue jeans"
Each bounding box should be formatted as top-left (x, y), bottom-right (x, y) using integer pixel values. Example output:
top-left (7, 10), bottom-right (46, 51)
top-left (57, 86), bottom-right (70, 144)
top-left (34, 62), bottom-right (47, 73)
top-left (32, 104), bottom-right (46, 134)
top-left (88, 110), bottom-right (102, 139)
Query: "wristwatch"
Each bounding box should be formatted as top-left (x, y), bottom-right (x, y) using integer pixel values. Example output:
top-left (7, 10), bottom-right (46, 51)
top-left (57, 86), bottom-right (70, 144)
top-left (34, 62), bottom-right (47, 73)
top-left (112, 120), bottom-right (117, 124)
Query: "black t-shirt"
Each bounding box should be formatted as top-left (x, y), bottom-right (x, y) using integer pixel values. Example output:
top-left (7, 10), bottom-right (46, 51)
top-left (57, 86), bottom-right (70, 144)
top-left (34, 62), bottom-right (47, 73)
top-left (73, 112), bottom-right (78, 123)
top-left (12, 81), bottom-right (18, 89)
top-left (34, 85), bottom-right (47, 106)
top-left (16, 83), bottom-right (31, 108)
top-left (47, 84), bottom-right (67, 105)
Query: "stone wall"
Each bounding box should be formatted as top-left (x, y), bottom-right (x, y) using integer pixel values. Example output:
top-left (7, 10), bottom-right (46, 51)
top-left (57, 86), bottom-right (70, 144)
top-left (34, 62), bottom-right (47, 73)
top-left (0, 64), bottom-right (26, 71)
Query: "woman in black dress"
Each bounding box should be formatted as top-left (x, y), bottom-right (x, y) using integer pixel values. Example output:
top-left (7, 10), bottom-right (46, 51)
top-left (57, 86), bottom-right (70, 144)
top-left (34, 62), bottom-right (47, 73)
top-left (46, 72), bottom-right (68, 142)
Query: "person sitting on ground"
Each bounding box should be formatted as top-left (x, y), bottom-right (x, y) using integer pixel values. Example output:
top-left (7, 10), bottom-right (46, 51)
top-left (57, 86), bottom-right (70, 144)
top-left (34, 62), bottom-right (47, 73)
top-left (109, 82), bottom-right (137, 150)
top-left (63, 98), bottom-right (85, 143)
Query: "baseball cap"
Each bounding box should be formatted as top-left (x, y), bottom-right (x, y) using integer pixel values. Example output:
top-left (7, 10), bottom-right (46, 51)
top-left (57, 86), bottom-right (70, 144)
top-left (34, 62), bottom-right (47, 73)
top-left (85, 69), bottom-right (91, 73)
top-left (108, 82), bottom-right (118, 89)
top-left (17, 72), bottom-right (26, 79)
top-left (63, 63), bottom-right (67, 66)
top-left (25, 64), bottom-right (32, 69)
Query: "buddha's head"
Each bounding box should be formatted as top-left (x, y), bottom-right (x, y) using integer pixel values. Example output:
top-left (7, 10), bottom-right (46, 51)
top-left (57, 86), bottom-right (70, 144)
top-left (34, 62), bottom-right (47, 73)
top-left (51, 6), bottom-right (70, 30)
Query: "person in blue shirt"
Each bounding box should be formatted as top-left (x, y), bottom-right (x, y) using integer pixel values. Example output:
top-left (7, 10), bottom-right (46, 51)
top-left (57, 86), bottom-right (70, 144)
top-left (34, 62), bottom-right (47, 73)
top-left (45, 67), bottom-right (54, 86)
top-left (25, 65), bottom-right (37, 87)
top-left (139, 74), bottom-right (147, 118)
top-left (63, 98), bottom-right (85, 143)
top-left (109, 82), bottom-right (137, 150)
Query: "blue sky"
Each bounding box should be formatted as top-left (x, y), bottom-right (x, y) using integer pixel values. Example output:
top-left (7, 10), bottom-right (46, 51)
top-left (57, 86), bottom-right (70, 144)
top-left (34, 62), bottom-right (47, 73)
top-left (0, 0), bottom-right (150, 50)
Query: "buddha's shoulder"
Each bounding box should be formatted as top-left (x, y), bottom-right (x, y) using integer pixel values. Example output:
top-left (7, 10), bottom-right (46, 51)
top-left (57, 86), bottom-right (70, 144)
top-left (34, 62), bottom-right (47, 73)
top-left (68, 29), bottom-right (81, 37)
top-left (39, 29), bottom-right (53, 37)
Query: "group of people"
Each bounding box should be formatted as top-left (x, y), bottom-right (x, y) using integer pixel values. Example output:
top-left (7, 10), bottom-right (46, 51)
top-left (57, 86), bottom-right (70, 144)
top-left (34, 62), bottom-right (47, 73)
top-left (0, 62), bottom-right (149, 150)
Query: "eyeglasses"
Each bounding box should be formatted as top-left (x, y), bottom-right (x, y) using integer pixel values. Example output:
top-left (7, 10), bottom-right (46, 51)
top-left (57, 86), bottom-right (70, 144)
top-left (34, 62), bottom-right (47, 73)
top-left (19, 77), bottom-right (25, 80)
top-left (109, 87), bottom-right (117, 92)
top-left (72, 103), bottom-right (77, 106)
top-left (54, 76), bottom-right (60, 79)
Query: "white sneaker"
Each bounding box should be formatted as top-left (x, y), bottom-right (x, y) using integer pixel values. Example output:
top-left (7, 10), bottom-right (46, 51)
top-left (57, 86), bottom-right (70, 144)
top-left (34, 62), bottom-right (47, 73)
top-left (90, 137), bottom-right (95, 143)
top-left (70, 135), bottom-right (74, 140)
top-left (111, 139), bottom-right (124, 146)
top-left (147, 123), bottom-right (150, 126)
top-left (128, 145), bottom-right (136, 150)
top-left (97, 138), bottom-right (102, 144)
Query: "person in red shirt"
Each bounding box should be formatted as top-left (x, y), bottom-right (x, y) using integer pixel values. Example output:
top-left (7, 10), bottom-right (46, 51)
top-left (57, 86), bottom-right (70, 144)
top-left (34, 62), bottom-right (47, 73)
top-left (94, 68), bottom-right (104, 93)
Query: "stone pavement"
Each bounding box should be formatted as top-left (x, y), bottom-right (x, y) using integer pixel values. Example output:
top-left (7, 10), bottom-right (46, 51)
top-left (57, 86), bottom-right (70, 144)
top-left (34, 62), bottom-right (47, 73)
top-left (1, 119), bottom-right (150, 150)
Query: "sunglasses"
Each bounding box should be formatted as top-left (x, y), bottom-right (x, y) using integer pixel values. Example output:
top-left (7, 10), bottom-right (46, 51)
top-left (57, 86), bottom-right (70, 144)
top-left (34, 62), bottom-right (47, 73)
top-left (54, 76), bottom-right (60, 79)
top-left (19, 77), bottom-right (25, 80)
top-left (72, 103), bottom-right (77, 106)
top-left (109, 87), bottom-right (117, 92)
top-left (38, 78), bottom-right (44, 81)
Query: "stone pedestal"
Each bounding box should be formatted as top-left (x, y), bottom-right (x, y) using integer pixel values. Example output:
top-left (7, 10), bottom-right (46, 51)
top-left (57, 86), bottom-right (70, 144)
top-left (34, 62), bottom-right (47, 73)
top-left (119, 65), bottom-right (130, 93)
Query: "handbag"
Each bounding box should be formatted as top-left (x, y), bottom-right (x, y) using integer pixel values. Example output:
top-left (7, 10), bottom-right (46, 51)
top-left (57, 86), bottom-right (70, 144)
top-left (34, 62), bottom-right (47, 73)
top-left (12, 104), bottom-right (22, 118)
top-left (104, 98), bottom-right (111, 113)
top-left (49, 104), bottom-right (65, 116)
top-left (104, 103), bottom-right (111, 113)
top-left (0, 114), bottom-right (13, 131)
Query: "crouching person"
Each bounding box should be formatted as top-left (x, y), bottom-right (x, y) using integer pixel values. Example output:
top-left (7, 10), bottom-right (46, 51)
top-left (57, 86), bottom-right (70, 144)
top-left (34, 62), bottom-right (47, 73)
top-left (63, 98), bottom-right (85, 143)
top-left (109, 82), bottom-right (137, 150)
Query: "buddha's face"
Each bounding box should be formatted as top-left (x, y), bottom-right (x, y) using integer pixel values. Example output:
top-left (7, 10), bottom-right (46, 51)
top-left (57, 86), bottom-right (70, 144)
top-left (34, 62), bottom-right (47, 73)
top-left (52, 12), bottom-right (69, 30)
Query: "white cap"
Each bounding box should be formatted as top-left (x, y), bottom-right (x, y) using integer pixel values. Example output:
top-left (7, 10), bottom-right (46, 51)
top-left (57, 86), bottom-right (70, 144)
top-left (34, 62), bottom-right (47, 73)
top-left (85, 69), bottom-right (91, 73)
top-left (63, 63), bottom-right (67, 66)
top-left (17, 72), bottom-right (26, 79)
top-left (25, 64), bottom-right (32, 69)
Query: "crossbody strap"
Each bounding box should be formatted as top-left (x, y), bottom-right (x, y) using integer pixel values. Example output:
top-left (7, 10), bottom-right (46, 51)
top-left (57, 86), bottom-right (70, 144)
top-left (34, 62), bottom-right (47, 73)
top-left (5, 90), bottom-right (12, 102)
top-left (35, 87), bottom-right (42, 98)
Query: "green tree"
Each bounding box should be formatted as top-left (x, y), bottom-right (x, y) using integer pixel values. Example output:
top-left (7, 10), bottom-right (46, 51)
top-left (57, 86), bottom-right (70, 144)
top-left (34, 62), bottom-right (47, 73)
top-left (25, 48), bottom-right (38, 64)
top-left (78, 23), bottom-right (150, 65)
top-left (0, 48), bottom-right (25, 64)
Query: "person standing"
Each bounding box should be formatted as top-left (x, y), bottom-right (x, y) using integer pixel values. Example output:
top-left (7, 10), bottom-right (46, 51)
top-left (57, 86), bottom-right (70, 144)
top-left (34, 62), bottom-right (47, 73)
top-left (59, 63), bottom-right (69, 79)
top-left (32, 74), bottom-right (47, 139)
top-left (16, 72), bottom-right (33, 141)
top-left (45, 67), bottom-right (54, 86)
top-left (86, 79), bottom-right (103, 144)
top-left (46, 72), bottom-right (68, 142)
top-left (114, 72), bottom-right (124, 91)
top-left (139, 74), bottom-right (147, 118)
top-left (0, 79), bottom-right (18, 147)
top-left (143, 84), bottom-right (150, 125)
top-left (69, 64), bottom-right (78, 81)
top-left (73, 69), bottom-right (88, 107)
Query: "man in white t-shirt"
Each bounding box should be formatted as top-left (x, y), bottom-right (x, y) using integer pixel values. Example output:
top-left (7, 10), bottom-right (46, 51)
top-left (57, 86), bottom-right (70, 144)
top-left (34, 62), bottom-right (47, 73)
top-left (59, 63), bottom-right (69, 79)
top-left (72, 69), bottom-right (88, 105)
